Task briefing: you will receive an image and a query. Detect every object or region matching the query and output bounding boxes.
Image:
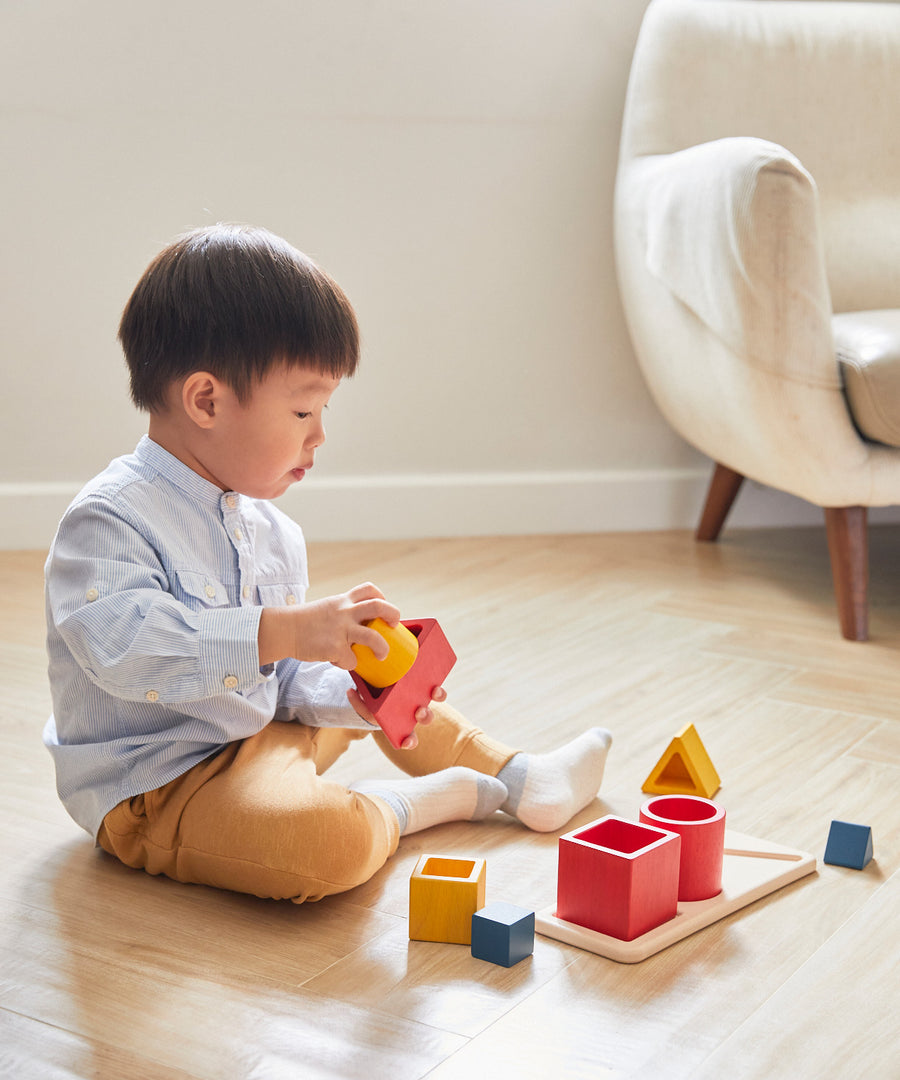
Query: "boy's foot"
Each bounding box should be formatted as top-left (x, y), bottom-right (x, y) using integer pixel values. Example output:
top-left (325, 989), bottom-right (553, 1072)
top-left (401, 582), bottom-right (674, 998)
top-left (498, 727), bottom-right (613, 832)
top-left (350, 767), bottom-right (508, 836)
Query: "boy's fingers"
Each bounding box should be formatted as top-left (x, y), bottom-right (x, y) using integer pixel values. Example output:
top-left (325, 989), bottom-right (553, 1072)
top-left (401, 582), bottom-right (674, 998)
top-left (346, 688), bottom-right (377, 725)
top-left (351, 624), bottom-right (391, 660)
top-left (344, 585), bottom-right (400, 627)
top-left (357, 598), bottom-right (401, 627)
top-left (347, 581), bottom-right (385, 603)
top-left (333, 645), bottom-right (363, 670)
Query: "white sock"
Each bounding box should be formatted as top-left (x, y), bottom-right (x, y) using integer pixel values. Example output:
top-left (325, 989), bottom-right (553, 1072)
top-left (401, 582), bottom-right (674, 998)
top-left (350, 767), bottom-right (508, 836)
top-left (498, 728), bottom-right (613, 833)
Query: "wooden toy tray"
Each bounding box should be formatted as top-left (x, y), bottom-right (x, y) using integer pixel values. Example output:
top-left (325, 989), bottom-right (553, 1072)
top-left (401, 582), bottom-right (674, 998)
top-left (535, 830), bottom-right (816, 963)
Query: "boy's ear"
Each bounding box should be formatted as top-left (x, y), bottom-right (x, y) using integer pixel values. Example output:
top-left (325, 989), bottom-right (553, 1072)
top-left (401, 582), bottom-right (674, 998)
top-left (182, 372), bottom-right (222, 429)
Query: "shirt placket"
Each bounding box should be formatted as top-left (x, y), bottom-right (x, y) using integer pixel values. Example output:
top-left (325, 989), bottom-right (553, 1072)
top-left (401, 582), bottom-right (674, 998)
top-left (220, 493), bottom-right (255, 606)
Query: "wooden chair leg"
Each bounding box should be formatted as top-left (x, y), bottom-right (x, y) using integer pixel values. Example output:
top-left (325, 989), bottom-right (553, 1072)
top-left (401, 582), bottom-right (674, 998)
top-left (824, 506), bottom-right (869, 641)
top-left (696, 463), bottom-right (745, 542)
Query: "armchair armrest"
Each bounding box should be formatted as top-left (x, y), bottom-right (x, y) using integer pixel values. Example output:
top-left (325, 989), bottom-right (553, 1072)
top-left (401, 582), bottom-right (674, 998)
top-left (619, 137), bottom-right (838, 390)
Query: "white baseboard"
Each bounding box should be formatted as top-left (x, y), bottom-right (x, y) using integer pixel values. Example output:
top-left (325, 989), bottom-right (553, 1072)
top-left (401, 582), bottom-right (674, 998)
top-left (7, 469), bottom-right (899, 550)
top-left (284, 469), bottom-right (900, 540)
top-left (279, 468), bottom-right (717, 541)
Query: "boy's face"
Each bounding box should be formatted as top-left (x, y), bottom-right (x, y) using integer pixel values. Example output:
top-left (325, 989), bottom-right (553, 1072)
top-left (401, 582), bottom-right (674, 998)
top-left (197, 364), bottom-right (341, 499)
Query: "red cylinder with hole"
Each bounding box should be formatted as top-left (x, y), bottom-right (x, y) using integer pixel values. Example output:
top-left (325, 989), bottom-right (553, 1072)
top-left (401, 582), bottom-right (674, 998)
top-left (640, 795), bottom-right (726, 901)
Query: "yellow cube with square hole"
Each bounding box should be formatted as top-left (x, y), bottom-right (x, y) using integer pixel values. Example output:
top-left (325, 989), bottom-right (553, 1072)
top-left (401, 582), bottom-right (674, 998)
top-left (408, 854), bottom-right (487, 944)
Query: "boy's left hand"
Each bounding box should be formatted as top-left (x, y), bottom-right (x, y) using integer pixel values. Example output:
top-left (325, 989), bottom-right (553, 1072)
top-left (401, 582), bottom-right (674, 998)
top-left (347, 684), bottom-right (447, 750)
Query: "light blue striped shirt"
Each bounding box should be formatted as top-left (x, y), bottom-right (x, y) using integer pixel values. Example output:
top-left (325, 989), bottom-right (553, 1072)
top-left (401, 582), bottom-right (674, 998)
top-left (44, 435), bottom-right (366, 839)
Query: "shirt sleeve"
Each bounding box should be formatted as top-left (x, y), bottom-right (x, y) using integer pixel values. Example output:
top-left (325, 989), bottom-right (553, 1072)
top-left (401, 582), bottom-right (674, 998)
top-left (47, 498), bottom-right (268, 704)
top-left (274, 658), bottom-right (378, 729)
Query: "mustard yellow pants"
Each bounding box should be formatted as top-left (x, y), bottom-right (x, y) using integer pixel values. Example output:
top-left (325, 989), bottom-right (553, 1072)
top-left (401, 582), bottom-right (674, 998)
top-left (97, 702), bottom-right (516, 903)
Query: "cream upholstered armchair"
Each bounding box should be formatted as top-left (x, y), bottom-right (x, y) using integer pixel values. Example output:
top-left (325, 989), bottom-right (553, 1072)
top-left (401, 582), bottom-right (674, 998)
top-left (615, 0), bottom-right (900, 640)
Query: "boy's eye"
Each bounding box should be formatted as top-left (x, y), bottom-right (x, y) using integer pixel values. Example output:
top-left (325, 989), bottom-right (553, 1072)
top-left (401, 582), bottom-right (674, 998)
top-left (295, 412), bottom-right (311, 420)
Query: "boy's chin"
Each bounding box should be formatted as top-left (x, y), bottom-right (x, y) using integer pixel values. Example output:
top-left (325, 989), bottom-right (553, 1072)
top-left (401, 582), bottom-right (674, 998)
top-left (259, 484), bottom-right (292, 500)
top-left (269, 476), bottom-right (302, 499)
top-left (236, 472), bottom-right (304, 500)
top-left (231, 481), bottom-right (289, 501)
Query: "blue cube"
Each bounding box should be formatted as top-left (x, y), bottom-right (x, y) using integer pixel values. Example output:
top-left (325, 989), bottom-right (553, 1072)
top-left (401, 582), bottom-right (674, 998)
top-left (824, 820), bottom-right (874, 870)
top-left (471, 901), bottom-right (535, 967)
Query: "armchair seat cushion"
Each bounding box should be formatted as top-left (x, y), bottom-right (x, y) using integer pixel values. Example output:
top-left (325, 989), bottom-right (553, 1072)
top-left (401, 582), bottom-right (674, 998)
top-left (834, 310), bottom-right (900, 448)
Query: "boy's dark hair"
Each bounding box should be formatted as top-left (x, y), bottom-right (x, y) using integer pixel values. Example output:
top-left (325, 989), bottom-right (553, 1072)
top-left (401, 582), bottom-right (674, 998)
top-left (119, 224), bottom-right (359, 411)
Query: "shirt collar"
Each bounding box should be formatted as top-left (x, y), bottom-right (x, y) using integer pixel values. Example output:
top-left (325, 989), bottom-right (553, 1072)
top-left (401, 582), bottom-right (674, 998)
top-left (134, 435), bottom-right (237, 508)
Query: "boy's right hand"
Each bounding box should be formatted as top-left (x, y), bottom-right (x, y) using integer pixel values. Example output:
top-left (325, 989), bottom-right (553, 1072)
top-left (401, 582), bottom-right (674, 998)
top-left (257, 582), bottom-right (401, 669)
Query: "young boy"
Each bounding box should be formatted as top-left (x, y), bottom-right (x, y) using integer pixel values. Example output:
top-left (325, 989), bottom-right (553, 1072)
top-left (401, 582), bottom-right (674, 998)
top-left (43, 223), bottom-right (612, 903)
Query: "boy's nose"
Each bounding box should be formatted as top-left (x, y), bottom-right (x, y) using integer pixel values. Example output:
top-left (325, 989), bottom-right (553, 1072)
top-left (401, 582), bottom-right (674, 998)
top-left (307, 419), bottom-right (326, 448)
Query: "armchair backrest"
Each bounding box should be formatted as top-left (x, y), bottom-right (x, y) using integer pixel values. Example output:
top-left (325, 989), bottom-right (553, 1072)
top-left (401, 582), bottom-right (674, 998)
top-left (621, 0), bottom-right (900, 313)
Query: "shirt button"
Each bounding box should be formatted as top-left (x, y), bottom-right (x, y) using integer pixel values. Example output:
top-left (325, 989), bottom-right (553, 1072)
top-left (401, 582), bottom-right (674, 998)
top-left (223, 675), bottom-right (239, 689)
top-left (85, 588), bottom-right (99, 602)
top-left (285, 593), bottom-right (297, 605)
top-left (205, 585), bottom-right (217, 599)
top-left (145, 690), bottom-right (159, 702)
top-left (242, 585), bottom-right (251, 599)
top-left (226, 494), bottom-right (237, 509)
top-left (234, 528), bottom-right (243, 542)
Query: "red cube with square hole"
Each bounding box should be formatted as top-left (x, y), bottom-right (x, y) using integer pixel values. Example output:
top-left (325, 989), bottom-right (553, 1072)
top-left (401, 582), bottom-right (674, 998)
top-left (556, 815), bottom-right (681, 941)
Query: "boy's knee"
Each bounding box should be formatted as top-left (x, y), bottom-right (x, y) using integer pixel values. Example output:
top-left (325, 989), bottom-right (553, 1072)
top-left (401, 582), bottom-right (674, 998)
top-left (172, 801), bottom-right (394, 902)
top-left (244, 787), bottom-right (400, 903)
top-left (288, 790), bottom-right (400, 901)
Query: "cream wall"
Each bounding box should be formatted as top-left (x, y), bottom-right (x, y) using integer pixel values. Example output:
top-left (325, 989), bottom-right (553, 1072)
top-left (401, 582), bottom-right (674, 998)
top-left (0, 0), bottom-right (845, 547)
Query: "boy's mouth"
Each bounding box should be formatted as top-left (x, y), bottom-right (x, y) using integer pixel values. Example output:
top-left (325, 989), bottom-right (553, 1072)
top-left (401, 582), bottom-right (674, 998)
top-left (291, 468), bottom-right (307, 482)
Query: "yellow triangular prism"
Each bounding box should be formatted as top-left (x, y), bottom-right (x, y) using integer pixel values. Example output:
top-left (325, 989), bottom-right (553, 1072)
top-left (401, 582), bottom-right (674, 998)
top-left (642, 723), bottom-right (721, 798)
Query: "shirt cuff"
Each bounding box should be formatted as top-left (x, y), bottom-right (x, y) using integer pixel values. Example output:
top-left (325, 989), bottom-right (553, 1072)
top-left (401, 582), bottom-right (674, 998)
top-left (197, 604), bottom-right (269, 697)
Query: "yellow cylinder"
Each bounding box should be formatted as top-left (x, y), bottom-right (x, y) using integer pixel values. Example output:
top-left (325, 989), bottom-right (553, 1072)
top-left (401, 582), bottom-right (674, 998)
top-left (352, 618), bottom-right (419, 688)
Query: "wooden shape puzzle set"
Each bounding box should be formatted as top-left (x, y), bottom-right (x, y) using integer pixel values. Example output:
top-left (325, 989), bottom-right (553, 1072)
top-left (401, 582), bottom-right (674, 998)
top-left (536, 829), bottom-right (816, 963)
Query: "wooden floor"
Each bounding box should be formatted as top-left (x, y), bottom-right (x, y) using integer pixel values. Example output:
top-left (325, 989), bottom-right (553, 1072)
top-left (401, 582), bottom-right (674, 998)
top-left (2, 527), bottom-right (899, 1079)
